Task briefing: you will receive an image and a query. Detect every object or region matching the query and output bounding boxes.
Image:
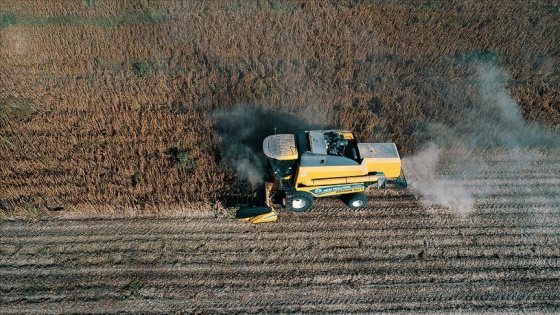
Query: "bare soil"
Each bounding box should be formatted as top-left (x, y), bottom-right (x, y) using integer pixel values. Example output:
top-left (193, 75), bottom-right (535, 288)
top-left (2, 149), bottom-right (559, 314)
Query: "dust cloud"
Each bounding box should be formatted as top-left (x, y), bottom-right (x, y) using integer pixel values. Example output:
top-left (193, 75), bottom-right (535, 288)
top-left (403, 143), bottom-right (475, 216)
top-left (212, 106), bottom-right (314, 189)
top-left (403, 64), bottom-right (560, 215)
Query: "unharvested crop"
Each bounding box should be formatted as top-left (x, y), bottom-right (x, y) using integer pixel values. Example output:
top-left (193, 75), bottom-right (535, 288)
top-left (1, 0), bottom-right (559, 213)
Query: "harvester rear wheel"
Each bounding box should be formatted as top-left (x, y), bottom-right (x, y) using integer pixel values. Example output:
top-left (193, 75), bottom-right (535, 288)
top-left (285, 191), bottom-right (313, 212)
top-left (343, 193), bottom-right (367, 209)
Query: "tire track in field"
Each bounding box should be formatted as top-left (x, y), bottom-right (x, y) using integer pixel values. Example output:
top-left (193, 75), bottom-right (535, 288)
top-left (2, 215), bottom-right (559, 313)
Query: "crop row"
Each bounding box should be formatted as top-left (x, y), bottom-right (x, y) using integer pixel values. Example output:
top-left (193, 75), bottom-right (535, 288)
top-left (2, 267), bottom-right (559, 314)
top-left (2, 198), bottom-right (559, 313)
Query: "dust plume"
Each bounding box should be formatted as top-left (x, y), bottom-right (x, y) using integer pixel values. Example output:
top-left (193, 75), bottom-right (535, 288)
top-left (212, 106), bottom-right (314, 189)
top-left (403, 143), bottom-right (475, 216)
top-left (404, 64), bottom-right (560, 215)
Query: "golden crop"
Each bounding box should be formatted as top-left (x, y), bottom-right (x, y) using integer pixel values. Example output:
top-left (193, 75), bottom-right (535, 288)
top-left (1, 0), bottom-right (559, 213)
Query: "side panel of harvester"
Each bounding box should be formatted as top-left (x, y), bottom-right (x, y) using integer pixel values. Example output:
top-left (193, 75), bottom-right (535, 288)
top-left (294, 143), bottom-right (402, 189)
top-left (297, 183), bottom-right (366, 197)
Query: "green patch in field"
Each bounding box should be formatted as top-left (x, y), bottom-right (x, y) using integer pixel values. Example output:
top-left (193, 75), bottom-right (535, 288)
top-left (268, 1), bottom-right (292, 11)
top-left (388, 0), bottom-right (444, 9)
top-left (212, 0), bottom-right (298, 12)
top-left (116, 7), bottom-right (169, 25)
top-left (166, 147), bottom-right (196, 171)
top-left (175, 152), bottom-right (196, 170)
top-left (25, 201), bottom-right (44, 221)
top-left (438, 18), bottom-right (450, 28)
top-left (0, 96), bottom-right (37, 122)
top-left (131, 61), bottom-right (149, 77)
top-left (0, 8), bottom-right (171, 28)
top-left (0, 12), bottom-right (19, 27)
top-left (130, 58), bottom-right (171, 77)
top-left (455, 51), bottom-right (500, 63)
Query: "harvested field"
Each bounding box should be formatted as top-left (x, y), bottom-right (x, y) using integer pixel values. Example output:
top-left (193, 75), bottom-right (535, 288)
top-left (2, 150), bottom-right (559, 314)
top-left (1, 1), bottom-right (560, 313)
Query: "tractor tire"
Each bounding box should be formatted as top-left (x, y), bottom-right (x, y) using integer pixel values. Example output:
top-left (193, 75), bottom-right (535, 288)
top-left (285, 191), bottom-right (314, 212)
top-left (236, 206), bottom-right (272, 218)
top-left (343, 193), bottom-right (367, 209)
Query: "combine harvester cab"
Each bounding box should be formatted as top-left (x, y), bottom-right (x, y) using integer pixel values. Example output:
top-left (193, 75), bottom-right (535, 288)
top-left (263, 130), bottom-right (407, 212)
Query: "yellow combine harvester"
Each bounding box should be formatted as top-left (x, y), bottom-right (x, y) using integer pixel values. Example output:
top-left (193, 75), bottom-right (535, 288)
top-left (236, 129), bottom-right (407, 221)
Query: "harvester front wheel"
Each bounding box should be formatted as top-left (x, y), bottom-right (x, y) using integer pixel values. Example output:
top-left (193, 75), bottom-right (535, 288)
top-left (343, 193), bottom-right (367, 209)
top-left (285, 191), bottom-right (313, 212)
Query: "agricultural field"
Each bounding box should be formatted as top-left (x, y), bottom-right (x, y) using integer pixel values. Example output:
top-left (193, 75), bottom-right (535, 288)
top-left (1, 0), bottom-right (559, 212)
top-left (1, 149), bottom-right (560, 314)
top-left (1, 0), bottom-right (560, 313)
